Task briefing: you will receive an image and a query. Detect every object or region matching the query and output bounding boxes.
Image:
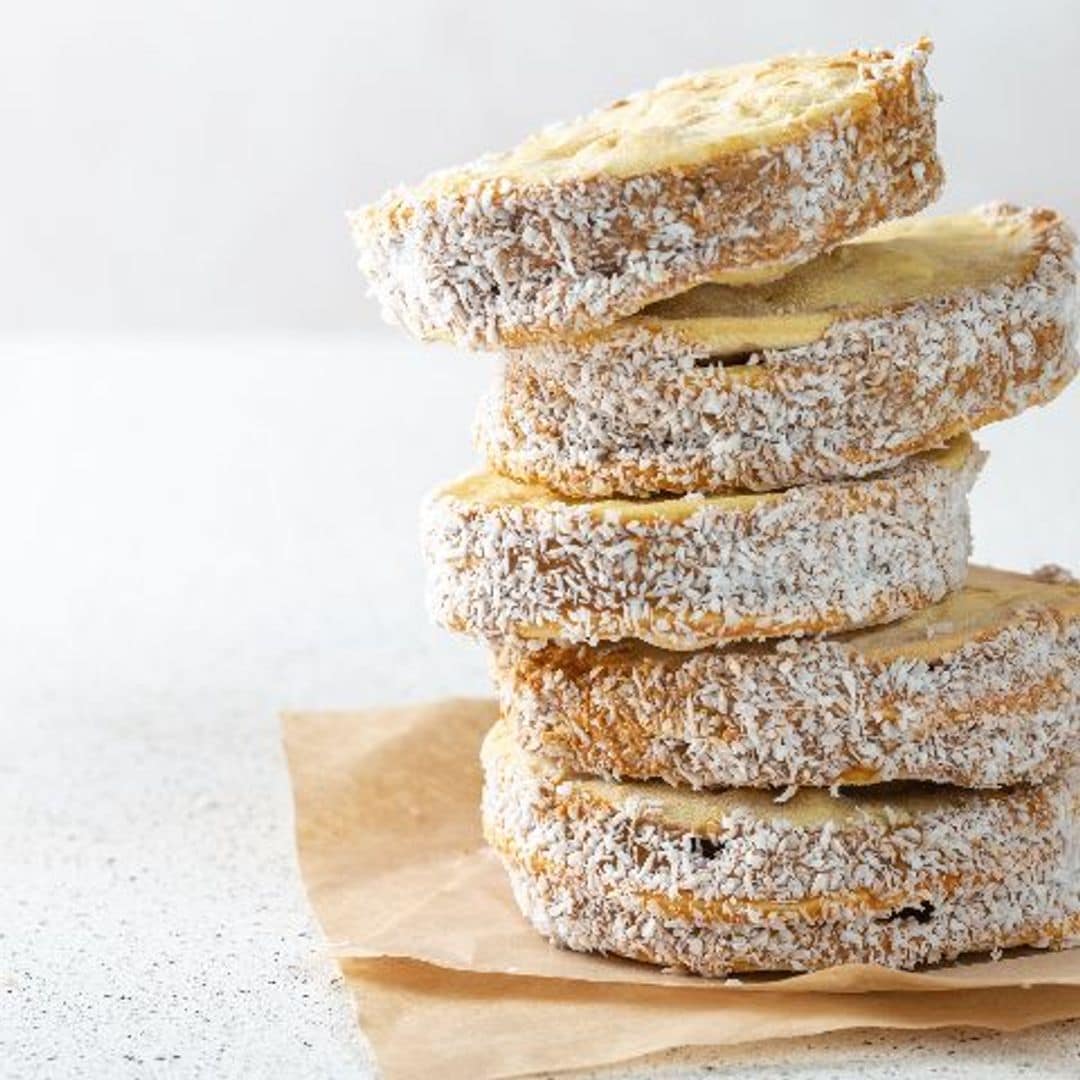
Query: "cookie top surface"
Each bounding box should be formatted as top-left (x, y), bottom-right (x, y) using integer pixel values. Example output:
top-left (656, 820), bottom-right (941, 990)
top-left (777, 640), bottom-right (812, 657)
top-left (841, 564), bottom-right (1080, 662)
top-left (406, 42), bottom-right (931, 196)
top-left (599, 205), bottom-right (1068, 354)
top-left (435, 435), bottom-right (973, 523)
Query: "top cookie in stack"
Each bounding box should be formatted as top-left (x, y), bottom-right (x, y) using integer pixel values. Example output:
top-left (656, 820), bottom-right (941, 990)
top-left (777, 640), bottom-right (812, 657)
top-left (351, 41), bottom-right (943, 349)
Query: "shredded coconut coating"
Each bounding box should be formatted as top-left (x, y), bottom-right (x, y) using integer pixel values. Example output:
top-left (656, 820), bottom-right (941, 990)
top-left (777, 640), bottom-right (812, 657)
top-left (350, 44), bottom-right (942, 349)
top-left (477, 204), bottom-right (1077, 497)
top-left (482, 724), bottom-right (1080, 974)
top-left (496, 579), bottom-right (1080, 789)
top-left (502, 863), bottom-right (1076, 976)
top-left (422, 440), bottom-right (981, 649)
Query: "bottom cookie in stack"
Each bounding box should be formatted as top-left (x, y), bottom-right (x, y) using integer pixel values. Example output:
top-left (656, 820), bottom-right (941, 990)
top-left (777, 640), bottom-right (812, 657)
top-left (482, 722), bottom-right (1080, 975)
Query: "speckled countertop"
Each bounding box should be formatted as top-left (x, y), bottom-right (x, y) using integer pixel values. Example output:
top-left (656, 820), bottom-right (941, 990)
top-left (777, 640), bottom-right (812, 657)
top-left (3, 336), bottom-right (1078, 1078)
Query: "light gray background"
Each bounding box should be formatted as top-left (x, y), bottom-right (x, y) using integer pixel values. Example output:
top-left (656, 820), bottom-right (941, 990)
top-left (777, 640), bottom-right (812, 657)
top-left (3, 2), bottom-right (1079, 1077)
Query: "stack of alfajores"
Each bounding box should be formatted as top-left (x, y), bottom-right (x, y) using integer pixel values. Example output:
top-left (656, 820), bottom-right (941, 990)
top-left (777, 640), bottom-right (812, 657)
top-left (350, 40), bottom-right (1080, 974)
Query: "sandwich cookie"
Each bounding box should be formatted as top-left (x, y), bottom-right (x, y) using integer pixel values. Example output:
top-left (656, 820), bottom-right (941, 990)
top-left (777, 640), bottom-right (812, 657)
top-left (497, 566), bottom-right (1080, 789)
top-left (477, 205), bottom-right (1077, 496)
top-left (352, 42), bottom-right (942, 348)
top-left (423, 436), bottom-right (981, 649)
top-left (482, 721), bottom-right (1080, 974)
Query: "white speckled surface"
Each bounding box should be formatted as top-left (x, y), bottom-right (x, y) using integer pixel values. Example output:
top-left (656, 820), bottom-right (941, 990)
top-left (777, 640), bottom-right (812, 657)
top-left (2, 335), bottom-right (1078, 1078)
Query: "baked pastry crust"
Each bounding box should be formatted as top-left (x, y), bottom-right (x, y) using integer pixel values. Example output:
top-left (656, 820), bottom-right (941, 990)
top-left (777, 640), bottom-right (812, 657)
top-left (477, 204), bottom-right (1078, 496)
top-left (422, 437), bottom-right (981, 649)
top-left (351, 41), bottom-right (942, 348)
top-left (482, 720), bottom-right (1080, 974)
top-left (497, 566), bottom-right (1080, 789)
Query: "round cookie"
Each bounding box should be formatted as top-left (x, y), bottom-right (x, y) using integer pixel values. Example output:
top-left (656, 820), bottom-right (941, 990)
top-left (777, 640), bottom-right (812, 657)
top-left (496, 566), bottom-right (1080, 789)
top-left (482, 721), bottom-right (1080, 975)
top-left (423, 436), bottom-right (981, 649)
top-left (477, 204), bottom-right (1077, 497)
top-left (351, 42), bottom-right (941, 349)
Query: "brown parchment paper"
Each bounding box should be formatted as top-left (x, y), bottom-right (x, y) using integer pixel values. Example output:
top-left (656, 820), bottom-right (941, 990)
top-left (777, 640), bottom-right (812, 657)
top-left (341, 957), bottom-right (1080, 1080)
top-left (283, 699), bottom-right (1080, 1078)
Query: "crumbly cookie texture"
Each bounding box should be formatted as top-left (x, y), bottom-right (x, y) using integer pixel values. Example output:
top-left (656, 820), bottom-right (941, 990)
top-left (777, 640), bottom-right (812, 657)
top-left (482, 722), bottom-right (1080, 975)
top-left (422, 437), bottom-right (981, 650)
top-left (477, 204), bottom-right (1078, 497)
top-left (351, 41), bottom-right (942, 348)
top-left (496, 566), bottom-right (1080, 789)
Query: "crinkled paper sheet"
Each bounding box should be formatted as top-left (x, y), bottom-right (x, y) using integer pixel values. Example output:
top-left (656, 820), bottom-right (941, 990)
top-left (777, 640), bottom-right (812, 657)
top-left (283, 699), bottom-right (1080, 1079)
